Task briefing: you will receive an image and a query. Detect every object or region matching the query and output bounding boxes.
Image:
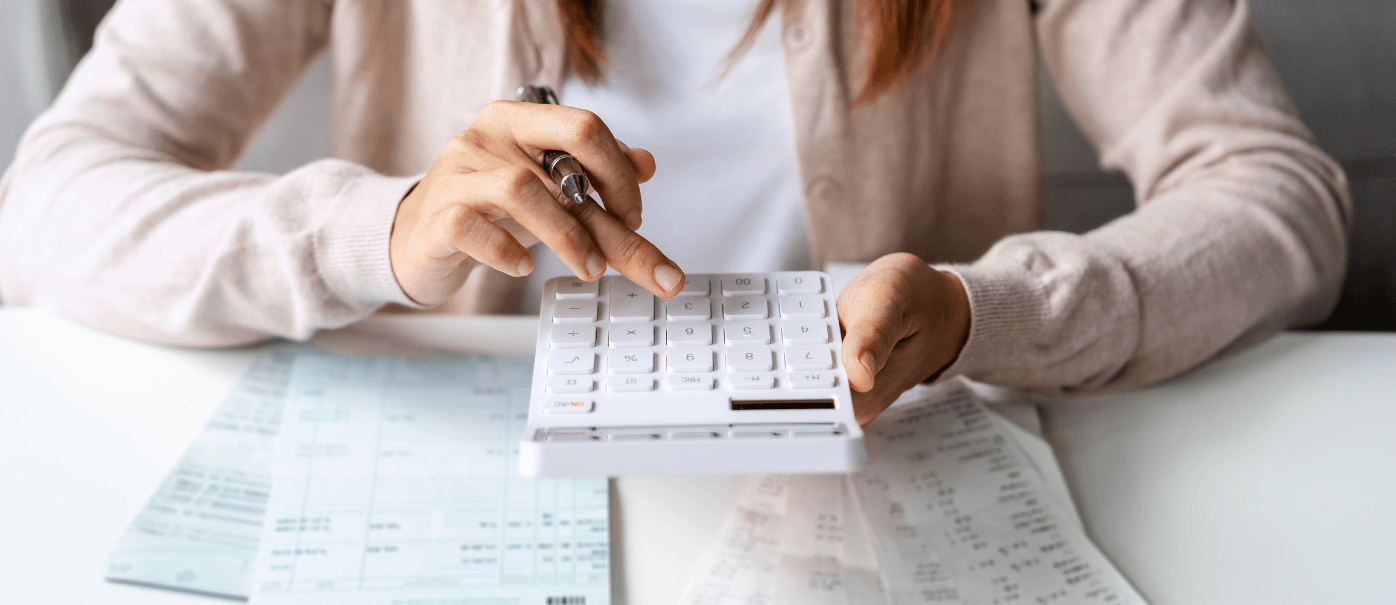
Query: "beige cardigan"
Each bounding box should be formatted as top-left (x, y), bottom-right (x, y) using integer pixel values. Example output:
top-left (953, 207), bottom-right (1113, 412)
top-left (0, 0), bottom-right (1349, 394)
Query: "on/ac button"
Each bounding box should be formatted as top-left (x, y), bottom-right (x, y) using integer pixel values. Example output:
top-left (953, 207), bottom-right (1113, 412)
top-left (544, 399), bottom-right (593, 414)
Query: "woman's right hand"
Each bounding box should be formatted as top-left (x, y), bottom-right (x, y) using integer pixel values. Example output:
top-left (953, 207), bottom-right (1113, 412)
top-left (389, 100), bottom-right (685, 306)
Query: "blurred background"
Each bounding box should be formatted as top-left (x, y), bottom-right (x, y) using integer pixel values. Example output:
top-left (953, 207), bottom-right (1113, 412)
top-left (1, 0), bottom-right (1391, 330)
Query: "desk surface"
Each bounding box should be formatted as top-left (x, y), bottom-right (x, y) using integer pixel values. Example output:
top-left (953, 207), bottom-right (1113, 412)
top-left (2, 308), bottom-right (1393, 604)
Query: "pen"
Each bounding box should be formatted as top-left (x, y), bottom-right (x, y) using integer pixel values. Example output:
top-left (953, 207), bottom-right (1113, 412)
top-left (515, 85), bottom-right (591, 207)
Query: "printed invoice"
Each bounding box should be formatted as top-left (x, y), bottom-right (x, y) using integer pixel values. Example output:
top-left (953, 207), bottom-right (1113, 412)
top-left (251, 353), bottom-right (610, 605)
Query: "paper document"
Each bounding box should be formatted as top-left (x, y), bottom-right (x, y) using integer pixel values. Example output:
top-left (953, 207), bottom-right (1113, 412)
top-left (251, 353), bottom-right (610, 605)
top-left (105, 348), bottom-right (297, 598)
top-left (681, 380), bottom-right (1147, 605)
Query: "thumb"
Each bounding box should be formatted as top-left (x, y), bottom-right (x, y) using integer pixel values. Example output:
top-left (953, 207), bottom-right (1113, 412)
top-left (837, 287), bottom-right (905, 394)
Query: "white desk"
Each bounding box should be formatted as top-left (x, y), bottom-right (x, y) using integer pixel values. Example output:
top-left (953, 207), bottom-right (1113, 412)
top-left (1043, 333), bottom-right (1396, 604)
top-left (2, 308), bottom-right (1393, 604)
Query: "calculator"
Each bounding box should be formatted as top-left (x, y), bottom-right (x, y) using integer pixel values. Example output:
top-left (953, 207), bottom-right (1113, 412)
top-left (518, 271), bottom-right (866, 476)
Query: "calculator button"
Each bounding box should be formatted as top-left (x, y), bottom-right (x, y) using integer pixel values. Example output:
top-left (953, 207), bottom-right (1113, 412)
top-left (677, 276), bottom-right (711, 296)
top-left (667, 375), bottom-right (714, 390)
top-left (729, 373), bottom-right (776, 390)
top-left (544, 399), bottom-right (593, 414)
top-left (785, 346), bottom-right (834, 370)
top-left (721, 274), bottom-right (766, 295)
top-left (609, 325), bottom-right (654, 348)
top-left (607, 376), bottom-right (655, 392)
top-left (553, 300), bottom-right (598, 323)
top-left (608, 433), bottom-right (660, 441)
top-left (732, 430), bottom-right (782, 438)
top-left (723, 297), bottom-right (768, 319)
top-left (667, 298), bottom-right (711, 321)
top-left (782, 321), bottom-right (830, 344)
top-left (670, 431), bottom-right (720, 439)
top-left (554, 279), bottom-right (600, 299)
top-left (727, 347), bottom-right (775, 372)
top-left (546, 377), bottom-right (594, 393)
top-left (789, 371), bottom-right (837, 389)
top-left (548, 352), bottom-right (596, 375)
top-left (777, 272), bottom-right (823, 294)
top-left (549, 326), bottom-right (596, 348)
top-left (609, 279), bottom-right (654, 322)
top-left (779, 295), bottom-right (826, 319)
top-left (725, 321), bottom-right (772, 344)
top-left (607, 350), bottom-right (654, 374)
top-left (667, 323), bottom-right (714, 345)
top-left (544, 428), bottom-right (595, 437)
top-left (667, 348), bottom-right (715, 372)
top-left (791, 429), bottom-right (842, 438)
top-left (547, 434), bottom-right (597, 441)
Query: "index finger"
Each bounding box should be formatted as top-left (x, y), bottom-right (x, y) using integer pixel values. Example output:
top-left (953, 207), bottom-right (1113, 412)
top-left (568, 195), bottom-right (685, 298)
top-left (487, 101), bottom-right (644, 230)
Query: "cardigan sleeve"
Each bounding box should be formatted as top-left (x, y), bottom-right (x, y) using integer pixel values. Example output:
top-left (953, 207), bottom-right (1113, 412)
top-left (935, 0), bottom-right (1349, 392)
top-left (0, 0), bottom-right (423, 347)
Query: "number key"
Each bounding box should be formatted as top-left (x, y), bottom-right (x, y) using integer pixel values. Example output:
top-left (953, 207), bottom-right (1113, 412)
top-left (725, 321), bottom-right (772, 344)
top-left (779, 295), bottom-right (826, 319)
top-left (723, 296), bottom-right (768, 319)
top-left (777, 272), bottom-right (823, 294)
top-left (782, 321), bottom-right (830, 344)
top-left (785, 346), bottom-right (834, 371)
top-left (721, 274), bottom-right (766, 295)
top-left (668, 322), bottom-right (713, 345)
top-left (667, 348), bottom-right (714, 373)
top-left (667, 298), bottom-right (711, 321)
top-left (727, 347), bottom-right (774, 372)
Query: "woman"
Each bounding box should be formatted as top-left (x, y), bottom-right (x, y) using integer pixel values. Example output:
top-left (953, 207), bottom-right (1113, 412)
top-left (0, 0), bottom-right (1348, 423)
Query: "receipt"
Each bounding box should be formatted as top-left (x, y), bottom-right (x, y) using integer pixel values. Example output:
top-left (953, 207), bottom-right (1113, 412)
top-left (771, 475), bottom-right (887, 605)
top-left (683, 380), bottom-right (1146, 605)
top-left (678, 474), bottom-right (790, 605)
top-left (105, 348), bottom-right (297, 598)
top-left (251, 353), bottom-right (609, 605)
top-left (855, 382), bottom-right (1146, 605)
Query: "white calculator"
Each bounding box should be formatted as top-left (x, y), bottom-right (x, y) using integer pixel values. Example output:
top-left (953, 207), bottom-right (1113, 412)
top-left (518, 271), bottom-right (866, 476)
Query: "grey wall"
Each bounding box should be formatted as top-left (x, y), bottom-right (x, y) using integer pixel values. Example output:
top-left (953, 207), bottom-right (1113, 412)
top-left (0, 0), bottom-right (54, 173)
top-left (1038, 0), bottom-right (1396, 329)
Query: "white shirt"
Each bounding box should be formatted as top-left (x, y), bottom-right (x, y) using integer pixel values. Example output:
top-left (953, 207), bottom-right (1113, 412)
top-left (522, 0), bottom-right (807, 311)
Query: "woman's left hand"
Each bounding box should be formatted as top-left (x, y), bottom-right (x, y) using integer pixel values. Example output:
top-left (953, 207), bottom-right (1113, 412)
top-left (837, 253), bottom-right (972, 425)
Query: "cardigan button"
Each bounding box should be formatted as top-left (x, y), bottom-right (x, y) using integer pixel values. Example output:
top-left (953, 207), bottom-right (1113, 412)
top-left (807, 176), bottom-right (841, 204)
top-left (783, 18), bottom-right (813, 50)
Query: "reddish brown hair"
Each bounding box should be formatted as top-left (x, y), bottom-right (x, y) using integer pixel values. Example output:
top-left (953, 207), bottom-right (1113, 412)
top-left (558, 0), bottom-right (971, 105)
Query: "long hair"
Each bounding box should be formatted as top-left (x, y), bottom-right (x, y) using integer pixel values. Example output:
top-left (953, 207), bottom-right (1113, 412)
top-left (558, 0), bottom-right (971, 105)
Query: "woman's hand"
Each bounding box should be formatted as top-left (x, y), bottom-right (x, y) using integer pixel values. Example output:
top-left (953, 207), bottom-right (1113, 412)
top-left (390, 100), bottom-right (685, 306)
top-left (837, 253), bottom-right (972, 425)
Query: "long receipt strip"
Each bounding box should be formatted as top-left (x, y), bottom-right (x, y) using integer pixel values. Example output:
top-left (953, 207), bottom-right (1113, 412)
top-left (680, 380), bottom-right (1148, 605)
top-left (251, 353), bottom-right (610, 605)
top-left (106, 349), bottom-right (298, 598)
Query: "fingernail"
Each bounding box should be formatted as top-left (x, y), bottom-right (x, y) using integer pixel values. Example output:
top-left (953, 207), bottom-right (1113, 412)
top-left (586, 253), bottom-right (606, 278)
top-left (516, 258), bottom-right (534, 277)
top-left (654, 264), bottom-right (682, 291)
top-left (860, 351), bottom-right (877, 376)
top-left (625, 209), bottom-right (642, 230)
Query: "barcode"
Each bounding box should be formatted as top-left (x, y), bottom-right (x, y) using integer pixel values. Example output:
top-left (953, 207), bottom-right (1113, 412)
top-left (546, 597), bottom-right (586, 605)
